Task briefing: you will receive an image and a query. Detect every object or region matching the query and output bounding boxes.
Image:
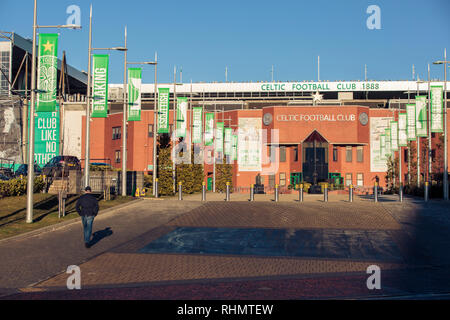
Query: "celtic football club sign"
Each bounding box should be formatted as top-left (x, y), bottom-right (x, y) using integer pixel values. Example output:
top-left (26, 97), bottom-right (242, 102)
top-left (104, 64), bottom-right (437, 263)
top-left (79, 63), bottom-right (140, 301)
top-left (406, 104), bottom-right (416, 141)
top-left (430, 86), bottom-right (444, 133)
top-left (390, 121), bottom-right (399, 151)
top-left (37, 33), bottom-right (58, 112)
top-left (224, 127), bottom-right (232, 156)
top-left (128, 68), bottom-right (142, 121)
top-left (398, 113), bottom-right (407, 147)
top-left (215, 122), bottom-right (224, 153)
top-left (204, 113), bottom-right (214, 146)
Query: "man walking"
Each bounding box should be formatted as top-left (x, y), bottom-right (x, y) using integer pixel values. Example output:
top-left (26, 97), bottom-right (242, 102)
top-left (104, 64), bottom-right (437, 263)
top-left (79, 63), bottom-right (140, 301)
top-left (76, 186), bottom-right (99, 248)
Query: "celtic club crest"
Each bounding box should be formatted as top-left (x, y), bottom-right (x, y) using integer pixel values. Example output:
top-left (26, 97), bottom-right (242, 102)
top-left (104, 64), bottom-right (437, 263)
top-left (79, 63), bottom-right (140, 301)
top-left (37, 55), bottom-right (57, 103)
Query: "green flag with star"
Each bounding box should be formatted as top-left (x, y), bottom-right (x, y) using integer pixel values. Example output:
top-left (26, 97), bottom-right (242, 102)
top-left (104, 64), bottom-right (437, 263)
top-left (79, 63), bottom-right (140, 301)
top-left (37, 33), bottom-right (58, 112)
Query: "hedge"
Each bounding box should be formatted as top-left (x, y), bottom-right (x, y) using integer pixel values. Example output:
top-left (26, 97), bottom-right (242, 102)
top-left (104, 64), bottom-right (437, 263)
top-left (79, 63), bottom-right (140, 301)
top-left (0, 176), bottom-right (45, 198)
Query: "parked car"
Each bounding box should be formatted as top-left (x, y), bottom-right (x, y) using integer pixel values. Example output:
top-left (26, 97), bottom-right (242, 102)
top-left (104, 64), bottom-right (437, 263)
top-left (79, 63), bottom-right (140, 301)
top-left (14, 164), bottom-right (42, 177)
top-left (42, 156), bottom-right (81, 178)
top-left (0, 173), bottom-right (12, 181)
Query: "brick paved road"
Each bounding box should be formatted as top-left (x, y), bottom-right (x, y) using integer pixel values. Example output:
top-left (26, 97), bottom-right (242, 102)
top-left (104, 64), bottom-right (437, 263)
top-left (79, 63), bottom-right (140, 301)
top-left (1, 194), bottom-right (449, 299)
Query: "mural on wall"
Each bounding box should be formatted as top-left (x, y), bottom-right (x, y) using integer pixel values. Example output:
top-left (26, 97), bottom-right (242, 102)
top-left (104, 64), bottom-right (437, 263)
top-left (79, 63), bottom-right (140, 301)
top-left (0, 100), bottom-right (23, 166)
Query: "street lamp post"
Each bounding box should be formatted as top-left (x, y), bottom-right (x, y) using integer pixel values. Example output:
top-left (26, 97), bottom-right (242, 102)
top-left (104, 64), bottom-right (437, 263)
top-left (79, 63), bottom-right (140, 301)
top-left (433, 49), bottom-right (448, 200)
top-left (26, 0), bottom-right (81, 223)
top-left (84, 5), bottom-right (126, 190)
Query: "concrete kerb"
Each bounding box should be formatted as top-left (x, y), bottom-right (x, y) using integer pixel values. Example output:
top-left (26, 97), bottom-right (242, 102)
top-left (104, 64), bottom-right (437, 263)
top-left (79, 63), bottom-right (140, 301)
top-left (0, 198), bottom-right (143, 245)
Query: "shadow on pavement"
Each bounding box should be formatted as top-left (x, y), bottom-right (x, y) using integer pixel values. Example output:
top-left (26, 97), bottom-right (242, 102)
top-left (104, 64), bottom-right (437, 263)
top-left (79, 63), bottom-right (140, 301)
top-left (89, 227), bottom-right (113, 247)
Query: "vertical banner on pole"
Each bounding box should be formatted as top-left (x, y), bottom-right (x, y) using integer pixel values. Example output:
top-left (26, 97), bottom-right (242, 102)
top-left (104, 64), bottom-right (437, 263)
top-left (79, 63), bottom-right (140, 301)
top-left (37, 33), bottom-right (58, 112)
top-left (204, 113), bottom-right (214, 146)
top-left (385, 128), bottom-right (391, 157)
top-left (415, 96), bottom-right (428, 137)
top-left (215, 122), bottom-right (224, 153)
top-left (430, 85), bottom-right (444, 133)
top-left (380, 134), bottom-right (386, 160)
top-left (91, 54), bottom-right (109, 118)
top-left (232, 134), bottom-right (238, 161)
top-left (176, 97), bottom-right (188, 137)
top-left (224, 128), bottom-right (232, 156)
top-left (390, 121), bottom-right (399, 151)
top-left (192, 107), bottom-right (203, 143)
top-left (398, 113), bottom-right (408, 147)
top-left (406, 104), bottom-right (416, 141)
top-left (128, 68), bottom-right (142, 121)
top-left (157, 88), bottom-right (170, 133)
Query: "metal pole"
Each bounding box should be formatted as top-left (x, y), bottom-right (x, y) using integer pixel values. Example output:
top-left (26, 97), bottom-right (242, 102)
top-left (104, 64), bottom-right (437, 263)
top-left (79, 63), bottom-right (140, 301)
top-left (202, 181), bottom-right (206, 201)
top-left (274, 184), bottom-right (279, 202)
top-left (250, 184), bottom-right (254, 201)
top-left (121, 26), bottom-right (127, 196)
top-left (425, 181), bottom-right (429, 202)
top-left (428, 63), bottom-right (432, 184)
top-left (299, 184), bottom-right (303, 202)
top-left (152, 52), bottom-right (158, 195)
top-left (178, 182), bottom-right (182, 200)
top-left (226, 182), bottom-right (230, 201)
top-left (172, 66), bottom-right (176, 193)
top-left (399, 146), bottom-right (403, 202)
top-left (155, 178), bottom-right (159, 198)
top-left (349, 185), bottom-right (353, 202)
top-left (444, 48), bottom-right (448, 200)
top-left (323, 184), bottom-right (328, 202)
top-left (26, 0), bottom-right (37, 223)
top-left (374, 182), bottom-right (378, 202)
top-left (84, 4), bottom-right (93, 188)
top-left (417, 81), bottom-right (421, 187)
top-left (213, 101), bottom-right (216, 192)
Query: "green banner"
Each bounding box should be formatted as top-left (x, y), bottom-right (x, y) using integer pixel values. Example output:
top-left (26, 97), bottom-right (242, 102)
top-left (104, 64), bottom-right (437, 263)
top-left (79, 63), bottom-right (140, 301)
top-left (204, 113), bottom-right (214, 146)
top-left (415, 96), bottom-right (427, 137)
top-left (232, 134), bottom-right (238, 161)
top-left (128, 68), bottom-right (142, 121)
top-left (215, 122), bottom-right (224, 153)
top-left (224, 127), bottom-right (232, 156)
top-left (158, 88), bottom-right (170, 133)
top-left (390, 121), bottom-right (399, 151)
top-left (430, 85), bottom-right (444, 133)
top-left (406, 104), bottom-right (416, 141)
top-left (380, 134), bottom-right (386, 160)
top-left (192, 107), bottom-right (203, 143)
top-left (37, 33), bottom-right (58, 112)
top-left (176, 97), bottom-right (188, 137)
top-left (398, 113), bottom-right (407, 147)
top-left (29, 104), bottom-right (60, 166)
top-left (91, 54), bottom-right (109, 118)
top-left (385, 128), bottom-right (391, 157)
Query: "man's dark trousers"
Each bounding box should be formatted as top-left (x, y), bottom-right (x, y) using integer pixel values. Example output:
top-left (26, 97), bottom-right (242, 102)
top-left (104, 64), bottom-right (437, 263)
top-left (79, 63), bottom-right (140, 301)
top-left (76, 192), bottom-right (99, 246)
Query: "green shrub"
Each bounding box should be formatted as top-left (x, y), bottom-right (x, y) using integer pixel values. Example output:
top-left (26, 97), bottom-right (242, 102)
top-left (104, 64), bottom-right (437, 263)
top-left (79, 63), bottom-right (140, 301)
top-left (0, 176), bottom-right (45, 198)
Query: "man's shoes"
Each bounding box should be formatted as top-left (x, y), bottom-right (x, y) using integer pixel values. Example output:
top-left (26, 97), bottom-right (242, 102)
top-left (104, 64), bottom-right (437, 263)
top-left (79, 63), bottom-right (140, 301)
top-left (85, 242), bottom-right (91, 248)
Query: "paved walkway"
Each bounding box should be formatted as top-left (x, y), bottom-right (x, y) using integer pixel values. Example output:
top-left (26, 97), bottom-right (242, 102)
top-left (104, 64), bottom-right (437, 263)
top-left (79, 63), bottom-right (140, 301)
top-left (1, 193), bottom-right (449, 299)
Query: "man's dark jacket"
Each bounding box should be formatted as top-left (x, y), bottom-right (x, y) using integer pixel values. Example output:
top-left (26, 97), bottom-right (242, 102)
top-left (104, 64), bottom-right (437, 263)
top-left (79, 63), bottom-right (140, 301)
top-left (76, 193), bottom-right (99, 217)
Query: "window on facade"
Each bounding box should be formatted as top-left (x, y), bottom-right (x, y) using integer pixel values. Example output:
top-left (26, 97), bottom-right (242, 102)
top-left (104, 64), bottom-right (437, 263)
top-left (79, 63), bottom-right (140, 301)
top-left (279, 173), bottom-right (286, 186)
top-left (356, 173), bottom-right (364, 187)
top-left (293, 147), bottom-right (298, 162)
top-left (345, 173), bottom-right (352, 186)
top-left (346, 146), bottom-right (352, 162)
top-left (280, 146), bottom-right (286, 162)
top-left (115, 150), bottom-right (121, 163)
top-left (269, 174), bottom-right (275, 188)
top-left (112, 127), bottom-right (121, 140)
top-left (333, 147), bottom-right (338, 162)
top-left (356, 146), bottom-right (363, 162)
top-left (148, 124), bottom-right (154, 137)
top-left (404, 149), bottom-right (408, 162)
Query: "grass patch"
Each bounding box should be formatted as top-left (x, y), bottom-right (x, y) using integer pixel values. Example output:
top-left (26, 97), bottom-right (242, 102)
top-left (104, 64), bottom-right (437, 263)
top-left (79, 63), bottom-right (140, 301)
top-left (0, 193), bottom-right (135, 240)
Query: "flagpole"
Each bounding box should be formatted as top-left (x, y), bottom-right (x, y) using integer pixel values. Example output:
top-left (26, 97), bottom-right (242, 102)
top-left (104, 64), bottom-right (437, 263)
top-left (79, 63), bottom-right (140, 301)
top-left (84, 4), bottom-right (93, 188)
top-left (428, 63), bottom-right (432, 183)
top-left (417, 80), bottom-right (421, 187)
top-left (152, 52), bottom-right (157, 196)
top-left (172, 65), bottom-right (177, 193)
top-left (26, 0), bottom-right (37, 223)
top-left (122, 26), bottom-right (127, 196)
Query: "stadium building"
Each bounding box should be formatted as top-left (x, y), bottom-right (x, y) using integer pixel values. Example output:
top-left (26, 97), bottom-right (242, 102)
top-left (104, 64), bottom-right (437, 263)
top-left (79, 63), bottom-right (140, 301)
top-left (79, 80), bottom-right (449, 191)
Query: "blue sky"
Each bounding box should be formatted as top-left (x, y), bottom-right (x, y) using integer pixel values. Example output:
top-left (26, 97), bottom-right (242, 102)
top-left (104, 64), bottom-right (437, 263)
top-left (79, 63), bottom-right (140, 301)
top-left (1, 0), bottom-right (449, 84)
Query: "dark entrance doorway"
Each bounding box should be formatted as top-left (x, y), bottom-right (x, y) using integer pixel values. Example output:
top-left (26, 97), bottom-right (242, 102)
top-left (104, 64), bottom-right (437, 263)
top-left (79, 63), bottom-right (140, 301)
top-left (302, 131), bottom-right (329, 184)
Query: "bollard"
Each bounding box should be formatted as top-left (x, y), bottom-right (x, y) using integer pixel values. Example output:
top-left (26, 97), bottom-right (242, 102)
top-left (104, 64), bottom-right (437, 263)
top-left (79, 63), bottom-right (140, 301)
top-left (298, 184), bottom-right (304, 202)
top-left (349, 185), bottom-right (353, 202)
top-left (226, 182), bottom-right (230, 201)
top-left (202, 182), bottom-right (206, 201)
top-left (424, 181), bottom-right (429, 202)
top-left (178, 182), bottom-right (183, 200)
top-left (399, 183), bottom-right (403, 202)
top-left (374, 182), bottom-right (378, 203)
top-left (155, 178), bottom-right (159, 198)
top-left (274, 184), bottom-right (279, 202)
top-left (250, 184), bottom-right (255, 201)
top-left (323, 184), bottom-right (328, 202)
